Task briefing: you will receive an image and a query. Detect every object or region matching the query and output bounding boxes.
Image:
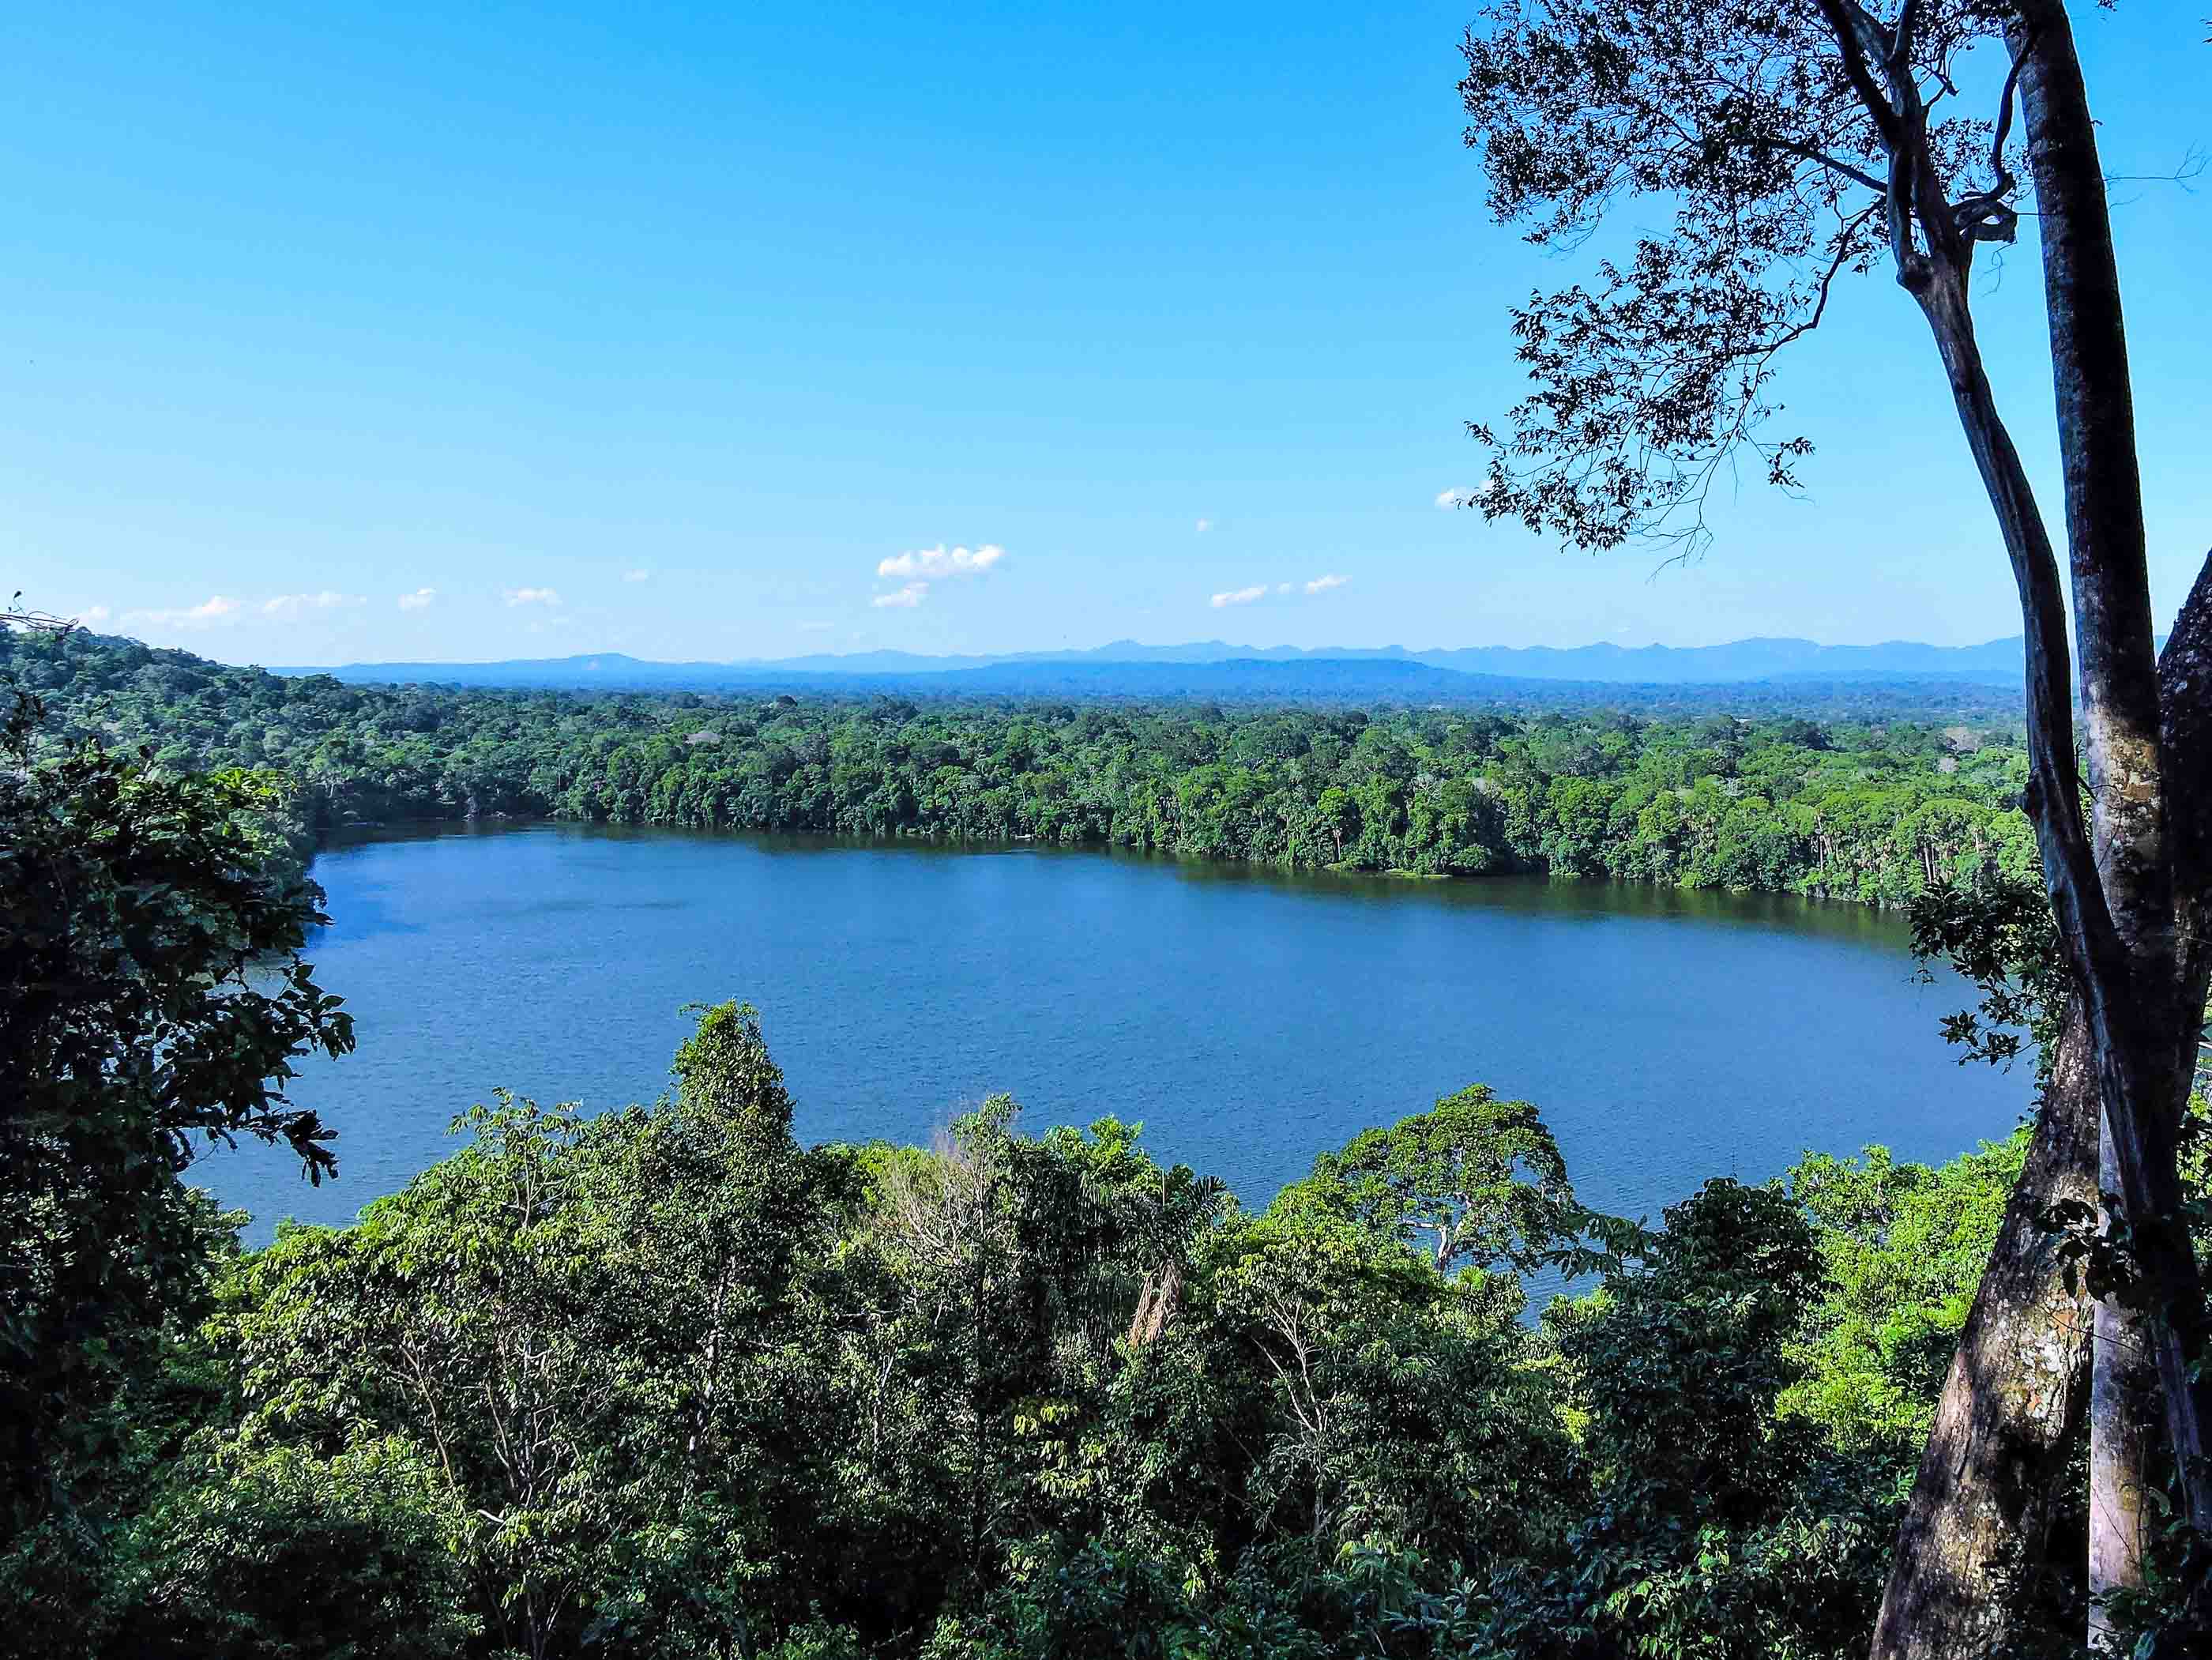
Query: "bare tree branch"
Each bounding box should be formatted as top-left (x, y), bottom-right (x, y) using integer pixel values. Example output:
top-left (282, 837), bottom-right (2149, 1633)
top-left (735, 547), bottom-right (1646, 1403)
top-left (2, 594), bottom-right (79, 637)
top-left (1781, 141), bottom-right (1887, 194)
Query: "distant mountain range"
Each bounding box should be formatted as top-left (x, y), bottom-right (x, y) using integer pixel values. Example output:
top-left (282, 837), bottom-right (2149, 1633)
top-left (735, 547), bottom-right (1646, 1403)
top-left (273, 635), bottom-right (2030, 692)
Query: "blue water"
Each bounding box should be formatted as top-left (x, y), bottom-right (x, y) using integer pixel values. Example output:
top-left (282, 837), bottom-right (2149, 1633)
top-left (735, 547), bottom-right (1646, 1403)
top-left (205, 825), bottom-right (2033, 1258)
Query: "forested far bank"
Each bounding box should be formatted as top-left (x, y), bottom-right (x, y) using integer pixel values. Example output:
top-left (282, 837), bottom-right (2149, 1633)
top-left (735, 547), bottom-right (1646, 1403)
top-left (8, 630), bottom-right (2037, 907)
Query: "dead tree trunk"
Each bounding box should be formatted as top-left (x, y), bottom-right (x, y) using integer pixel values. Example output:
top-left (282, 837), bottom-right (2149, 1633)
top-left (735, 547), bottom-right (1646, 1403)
top-left (1127, 1259), bottom-right (1183, 1347)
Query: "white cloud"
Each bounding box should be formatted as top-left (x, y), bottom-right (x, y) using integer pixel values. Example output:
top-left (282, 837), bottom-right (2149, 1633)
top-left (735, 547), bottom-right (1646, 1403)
top-left (262, 590), bottom-right (363, 620)
top-left (868, 542), bottom-right (1006, 610)
top-left (623, 568), bottom-right (651, 583)
top-left (876, 543), bottom-right (1004, 582)
top-left (81, 604), bottom-right (111, 624)
top-left (1195, 518), bottom-right (1213, 533)
top-left (503, 586), bottom-right (562, 608)
top-left (1437, 481), bottom-right (1501, 510)
top-left (1207, 574), bottom-right (1350, 609)
top-left (397, 587), bottom-right (438, 612)
top-left (122, 596), bottom-right (241, 630)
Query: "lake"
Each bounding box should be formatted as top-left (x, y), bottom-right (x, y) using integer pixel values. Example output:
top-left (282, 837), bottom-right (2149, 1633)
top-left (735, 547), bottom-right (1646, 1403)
top-left (206, 824), bottom-right (2034, 1260)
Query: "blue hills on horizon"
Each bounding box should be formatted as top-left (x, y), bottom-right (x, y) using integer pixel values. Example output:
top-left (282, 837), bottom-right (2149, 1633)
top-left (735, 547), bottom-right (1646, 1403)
top-left (269, 634), bottom-right (2031, 693)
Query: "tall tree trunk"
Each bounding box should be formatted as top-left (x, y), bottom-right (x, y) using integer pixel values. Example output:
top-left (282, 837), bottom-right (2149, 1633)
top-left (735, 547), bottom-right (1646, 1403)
top-left (2086, 572), bottom-right (2212, 1639)
top-left (1785, 6), bottom-right (2212, 1647)
top-left (2161, 568), bottom-right (2212, 1135)
top-left (2007, 0), bottom-right (2212, 1545)
top-left (1870, 1000), bottom-right (2097, 1660)
top-left (1870, 550), bottom-right (2212, 1660)
top-left (2089, 1116), bottom-right (2159, 1647)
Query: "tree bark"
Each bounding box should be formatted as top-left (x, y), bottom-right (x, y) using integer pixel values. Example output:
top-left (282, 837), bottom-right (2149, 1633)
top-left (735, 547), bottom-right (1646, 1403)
top-left (2092, 533), bottom-right (2207, 1628)
top-left (1869, 999), bottom-right (2097, 1660)
top-left (2089, 1113), bottom-right (2160, 1648)
top-left (1127, 1259), bottom-right (1183, 1346)
top-left (2086, 551), bottom-right (2212, 1639)
top-left (1872, 552), bottom-right (2212, 1660)
top-left (2007, 5), bottom-right (2212, 1550)
top-left (2159, 555), bottom-right (2212, 1056)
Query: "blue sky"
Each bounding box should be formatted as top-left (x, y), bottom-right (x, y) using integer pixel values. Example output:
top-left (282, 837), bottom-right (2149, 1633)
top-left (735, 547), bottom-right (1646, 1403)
top-left (4, 2), bottom-right (2206, 664)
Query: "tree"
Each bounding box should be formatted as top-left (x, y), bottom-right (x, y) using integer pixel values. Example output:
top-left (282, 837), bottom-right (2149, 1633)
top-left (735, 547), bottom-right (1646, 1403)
top-left (1210, 1180), bottom-right (1567, 1568)
top-left (1309, 1084), bottom-right (1578, 1274)
top-left (617, 1001), bottom-right (812, 1487)
top-left (0, 634), bottom-right (353, 1533)
top-left (1787, 1134), bottom-right (2036, 1459)
top-left (1454, 2), bottom-right (2212, 1647)
top-left (107, 1431), bottom-right (477, 1660)
top-left (1480, 1180), bottom-right (1893, 1659)
top-left (220, 1010), bottom-right (885, 1658)
top-left (231, 1095), bottom-right (630, 1660)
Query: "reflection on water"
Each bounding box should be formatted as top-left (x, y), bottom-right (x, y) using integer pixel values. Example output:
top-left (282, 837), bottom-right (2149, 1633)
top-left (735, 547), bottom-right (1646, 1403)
top-left (218, 824), bottom-right (2031, 1294)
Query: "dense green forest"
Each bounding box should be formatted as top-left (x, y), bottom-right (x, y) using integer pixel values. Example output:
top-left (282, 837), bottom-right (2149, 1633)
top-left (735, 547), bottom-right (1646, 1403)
top-left (11, 619), bottom-right (2204, 1657)
top-left (5, 630), bottom-right (2037, 907)
top-left (16, 1007), bottom-right (2075, 1660)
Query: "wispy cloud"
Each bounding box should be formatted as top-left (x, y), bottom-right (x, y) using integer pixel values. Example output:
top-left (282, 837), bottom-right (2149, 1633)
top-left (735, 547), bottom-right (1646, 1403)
top-left (1195, 518), bottom-right (1213, 533)
top-left (262, 591), bottom-right (363, 620)
top-left (877, 543), bottom-right (1005, 582)
top-left (1209, 574), bottom-right (1351, 609)
top-left (397, 587), bottom-right (437, 612)
top-left (122, 596), bottom-right (241, 630)
top-left (623, 568), bottom-right (651, 583)
top-left (797, 619), bottom-right (835, 633)
top-left (81, 604), bottom-right (111, 624)
top-left (871, 582), bottom-right (928, 610)
top-left (503, 586), bottom-right (562, 608)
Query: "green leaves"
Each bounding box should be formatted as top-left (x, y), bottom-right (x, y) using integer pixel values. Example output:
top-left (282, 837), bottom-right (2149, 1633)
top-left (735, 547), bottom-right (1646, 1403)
top-left (1782, 1136), bottom-right (2028, 1454)
top-left (8, 622), bottom-right (2036, 905)
top-left (2, 713), bottom-right (354, 1534)
top-left (1310, 1084), bottom-right (1580, 1276)
top-left (107, 1429), bottom-right (477, 1660)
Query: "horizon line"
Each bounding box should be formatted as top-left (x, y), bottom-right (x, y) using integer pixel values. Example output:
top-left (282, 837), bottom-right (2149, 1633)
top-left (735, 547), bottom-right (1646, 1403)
top-left (208, 631), bottom-right (2033, 673)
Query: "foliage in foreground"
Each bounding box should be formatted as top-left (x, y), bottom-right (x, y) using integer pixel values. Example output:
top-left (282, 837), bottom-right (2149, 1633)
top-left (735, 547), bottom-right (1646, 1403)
top-left (6, 996), bottom-right (2078, 1659)
top-left (0, 674), bottom-right (352, 1538)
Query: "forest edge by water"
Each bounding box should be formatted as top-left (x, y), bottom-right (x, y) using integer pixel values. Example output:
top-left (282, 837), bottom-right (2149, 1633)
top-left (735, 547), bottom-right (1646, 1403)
top-left (9, 628), bottom-right (2042, 911)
